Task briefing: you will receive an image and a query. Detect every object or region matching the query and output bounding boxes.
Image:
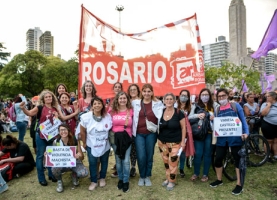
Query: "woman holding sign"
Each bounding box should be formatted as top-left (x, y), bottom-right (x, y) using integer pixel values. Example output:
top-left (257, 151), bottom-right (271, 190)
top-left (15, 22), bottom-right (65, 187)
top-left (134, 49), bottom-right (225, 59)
top-left (20, 90), bottom-right (79, 186)
top-left (80, 97), bottom-right (112, 191)
top-left (210, 88), bottom-right (249, 196)
top-left (51, 124), bottom-right (88, 193)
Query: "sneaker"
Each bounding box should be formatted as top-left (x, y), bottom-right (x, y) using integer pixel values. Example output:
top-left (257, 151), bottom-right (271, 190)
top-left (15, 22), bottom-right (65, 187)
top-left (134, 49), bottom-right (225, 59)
top-left (99, 179), bottom-right (106, 187)
top-left (56, 180), bottom-right (64, 193)
top-left (123, 182), bottom-right (129, 193)
top-left (138, 178), bottom-right (145, 186)
top-left (111, 164), bottom-right (116, 170)
top-left (71, 173), bottom-right (79, 186)
top-left (144, 177), bottom-right (152, 186)
top-left (130, 167), bottom-right (136, 177)
top-left (111, 171), bottom-right (118, 178)
top-left (210, 180), bottom-right (223, 188)
top-left (180, 169), bottom-right (185, 178)
top-left (268, 157), bottom-right (274, 163)
top-left (0, 183), bottom-right (8, 194)
top-left (232, 185), bottom-right (243, 195)
top-left (117, 180), bottom-right (123, 190)
top-left (88, 182), bottom-right (97, 191)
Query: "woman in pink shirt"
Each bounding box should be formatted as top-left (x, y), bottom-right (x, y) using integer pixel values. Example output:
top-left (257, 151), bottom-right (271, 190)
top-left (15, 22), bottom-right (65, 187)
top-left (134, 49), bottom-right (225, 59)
top-left (109, 91), bottom-right (133, 193)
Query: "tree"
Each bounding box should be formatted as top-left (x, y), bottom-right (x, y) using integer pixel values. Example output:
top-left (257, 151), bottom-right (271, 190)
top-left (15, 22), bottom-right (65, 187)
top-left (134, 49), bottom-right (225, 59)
top-left (205, 62), bottom-right (261, 93)
top-left (0, 43), bottom-right (11, 71)
top-left (0, 50), bottom-right (47, 97)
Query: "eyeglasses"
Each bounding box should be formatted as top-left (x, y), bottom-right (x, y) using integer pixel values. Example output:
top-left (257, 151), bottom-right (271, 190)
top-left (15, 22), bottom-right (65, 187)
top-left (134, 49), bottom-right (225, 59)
top-left (59, 129), bottom-right (68, 132)
top-left (218, 94), bottom-right (227, 99)
top-left (201, 94), bottom-right (209, 97)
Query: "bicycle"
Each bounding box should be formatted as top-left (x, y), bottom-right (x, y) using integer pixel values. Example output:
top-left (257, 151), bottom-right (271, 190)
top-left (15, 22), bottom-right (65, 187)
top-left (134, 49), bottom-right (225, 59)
top-left (212, 132), bottom-right (270, 181)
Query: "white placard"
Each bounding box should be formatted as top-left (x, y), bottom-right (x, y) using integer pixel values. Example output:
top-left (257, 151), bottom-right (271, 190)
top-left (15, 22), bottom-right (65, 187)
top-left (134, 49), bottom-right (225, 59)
top-left (213, 116), bottom-right (242, 137)
top-left (39, 117), bottom-right (61, 141)
top-left (45, 146), bottom-right (76, 167)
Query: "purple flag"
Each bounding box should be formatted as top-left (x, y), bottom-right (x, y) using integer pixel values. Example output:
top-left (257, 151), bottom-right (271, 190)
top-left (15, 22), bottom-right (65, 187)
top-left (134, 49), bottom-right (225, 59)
top-left (251, 10), bottom-right (277, 59)
top-left (264, 73), bottom-right (276, 91)
top-left (232, 86), bottom-right (237, 93)
top-left (242, 80), bottom-right (248, 92)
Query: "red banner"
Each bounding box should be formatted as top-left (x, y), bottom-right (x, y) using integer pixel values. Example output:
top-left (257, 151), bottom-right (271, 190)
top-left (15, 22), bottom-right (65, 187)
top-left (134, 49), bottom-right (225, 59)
top-left (79, 6), bottom-right (205, 98)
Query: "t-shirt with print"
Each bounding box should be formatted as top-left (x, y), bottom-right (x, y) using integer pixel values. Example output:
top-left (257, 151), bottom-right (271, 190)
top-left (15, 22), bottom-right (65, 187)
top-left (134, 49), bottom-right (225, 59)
top-left (109, 109), bottom-right (133, 137)
top-left (158, 109), bottom-right (184, 143)
top-left (80, 111), bottom-right (112, 157)
top-left (2, 141), bottom-right (35, 166)
top-left (60, 105), bottom-right (77, 133)
top-left (137, 102), bottom-right (158, 134)
top-left (78, 98), bottom-right (91, 112)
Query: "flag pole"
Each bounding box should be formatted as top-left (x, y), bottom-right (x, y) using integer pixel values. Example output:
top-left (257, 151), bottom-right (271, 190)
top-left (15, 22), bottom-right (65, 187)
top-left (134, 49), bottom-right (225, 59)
top-left (239, 58), bottom-right (255, 93)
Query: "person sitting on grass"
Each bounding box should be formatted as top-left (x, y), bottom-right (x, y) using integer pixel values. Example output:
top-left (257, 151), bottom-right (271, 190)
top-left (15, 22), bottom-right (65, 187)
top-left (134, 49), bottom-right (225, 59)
top-left (51, 124), bottom-right (88, 193)
top-left (0, 135), bottom-right (35, 179)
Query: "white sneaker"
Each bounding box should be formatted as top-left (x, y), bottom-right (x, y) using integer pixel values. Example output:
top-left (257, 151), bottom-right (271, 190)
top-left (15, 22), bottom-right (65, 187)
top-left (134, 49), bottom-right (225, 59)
top-left (144, 177), bottom-right (152, 186)
top-left (56, 180), bottom-right (63, 193)
top-left (138, 178), bottom-right (145, 186)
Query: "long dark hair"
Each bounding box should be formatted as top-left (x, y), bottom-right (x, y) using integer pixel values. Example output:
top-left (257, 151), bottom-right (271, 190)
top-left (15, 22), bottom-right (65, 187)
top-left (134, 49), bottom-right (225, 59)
top-left (55, 83), bottom-right (68, 98)
top-left (216, 88), bottom-right (229, 103)
top-left (127, 84), bottom-right (141, 99)
top-left (177, 89), bottom-right (191, 114)
top-left (2, 135), bottom-right (19, 146)
top-left (197, 88), bottom-right (214, 111)
top-left (57, 124), bottom-right (75, 146)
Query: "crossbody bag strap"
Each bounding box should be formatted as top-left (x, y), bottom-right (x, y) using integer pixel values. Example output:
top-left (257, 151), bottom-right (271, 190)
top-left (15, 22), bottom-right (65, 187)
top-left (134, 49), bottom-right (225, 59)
top-left (141, 101), bottom-right (148, 120)
top-left (124, 110), bottom-right (130, 130)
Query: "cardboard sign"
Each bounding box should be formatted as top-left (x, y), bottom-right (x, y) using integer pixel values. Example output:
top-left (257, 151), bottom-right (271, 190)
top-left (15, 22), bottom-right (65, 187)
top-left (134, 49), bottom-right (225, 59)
top-left (39, 117), bottom-right (61, 141)
top-left (45, 146), bottom-right (76, 167)
top-left (213, 117), bottom-right (242, 137)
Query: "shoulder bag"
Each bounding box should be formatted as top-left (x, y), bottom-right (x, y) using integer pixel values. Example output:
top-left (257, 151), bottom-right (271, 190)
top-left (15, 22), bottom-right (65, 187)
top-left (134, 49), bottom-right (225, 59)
top-left (142, 102), bottom-right (158, 133)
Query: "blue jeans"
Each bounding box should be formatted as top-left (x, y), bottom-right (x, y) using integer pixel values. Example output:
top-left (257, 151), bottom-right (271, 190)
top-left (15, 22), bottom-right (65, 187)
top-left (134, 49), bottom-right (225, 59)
top-left (135, 132), bottom-right (157, 178)
top-left (86, 147), bottom-right (110, 183)
top-left (193, 134), bottom-right (212, 176)
top-left (36, 133), bottom-right (54, 182)
top-left (16, 121), bottom-right (28, 141)
top-left (113, 144), bottom-right (131, 183)
top-left (0, 172), bottom-right (8, 193)
top-left (179, 151), bottom-right (186, 170)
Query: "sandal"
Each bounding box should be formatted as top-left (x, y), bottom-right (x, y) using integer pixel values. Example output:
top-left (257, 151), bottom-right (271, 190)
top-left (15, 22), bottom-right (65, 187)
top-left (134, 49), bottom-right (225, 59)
top-left (190, 174), bottom-right (199, 181)
top-left (162, 180), bottom-right (169, 187)
top-left (201, 175), bottom-right (209, 182)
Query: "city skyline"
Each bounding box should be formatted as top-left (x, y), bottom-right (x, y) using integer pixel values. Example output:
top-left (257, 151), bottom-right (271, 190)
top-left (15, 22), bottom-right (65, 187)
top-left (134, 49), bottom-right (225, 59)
top-left (0, 0), bottom-right (276, 60)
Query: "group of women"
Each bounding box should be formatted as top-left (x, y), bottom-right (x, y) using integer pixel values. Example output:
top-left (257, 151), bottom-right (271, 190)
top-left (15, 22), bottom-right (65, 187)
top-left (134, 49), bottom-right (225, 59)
top-left (7, 80), bottom-right (277, 196)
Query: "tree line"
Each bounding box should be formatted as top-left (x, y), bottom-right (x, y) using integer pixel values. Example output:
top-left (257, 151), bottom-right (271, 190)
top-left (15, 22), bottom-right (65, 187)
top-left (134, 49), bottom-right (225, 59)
top-left (0, 42), bottom-right (261, 98)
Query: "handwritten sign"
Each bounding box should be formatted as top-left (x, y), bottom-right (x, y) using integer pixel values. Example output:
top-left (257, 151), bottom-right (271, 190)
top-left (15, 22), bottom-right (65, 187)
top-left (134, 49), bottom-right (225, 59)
top-left (213, 116), bottom-right (242, 137)
top-left (39, 118), bottom-right (61, 141)
top-left (45, 146), bottom-right (76, 167)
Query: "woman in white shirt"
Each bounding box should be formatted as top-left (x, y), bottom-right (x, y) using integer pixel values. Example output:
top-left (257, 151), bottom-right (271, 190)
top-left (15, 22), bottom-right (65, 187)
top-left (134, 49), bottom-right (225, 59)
top-left (132, 84), bottom-right (163, 187)
top-left (80, 97), bottom-right (112, 191)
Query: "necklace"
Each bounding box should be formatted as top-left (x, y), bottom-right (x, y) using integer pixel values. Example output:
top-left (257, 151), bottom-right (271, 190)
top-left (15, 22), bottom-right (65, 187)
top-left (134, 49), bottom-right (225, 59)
top-left (92, 113), bottom-right (102, 122)
top-left (165, 109), bottom-right (174, 119)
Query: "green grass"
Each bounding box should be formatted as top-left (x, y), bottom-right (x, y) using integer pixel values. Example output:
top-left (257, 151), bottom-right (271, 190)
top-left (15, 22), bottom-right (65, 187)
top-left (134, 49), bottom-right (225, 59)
top-left (1, 131), bottom-right (277, 200)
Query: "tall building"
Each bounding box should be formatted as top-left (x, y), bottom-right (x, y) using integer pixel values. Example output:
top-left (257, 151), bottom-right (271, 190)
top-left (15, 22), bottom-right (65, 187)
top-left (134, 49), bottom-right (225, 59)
top-left (265, 53), bottom-right (277, 75)
top-left (39, 31), bottom-right (54, 56)
top-left (228, 0), bottom-right (252, 66)
top-left (26, 27), bottom-right (43, 51)
top-left (202, 36), bottom-right (229, 67)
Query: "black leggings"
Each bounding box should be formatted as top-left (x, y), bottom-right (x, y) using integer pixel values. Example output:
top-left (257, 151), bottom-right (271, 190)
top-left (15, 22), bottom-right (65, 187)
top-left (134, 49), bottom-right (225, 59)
top-left (261, 120), bottom-right (277, 140)
top-left (13, 162), bottom-right (34, 176)
top-left (214, 145), bottom-right (241, 168)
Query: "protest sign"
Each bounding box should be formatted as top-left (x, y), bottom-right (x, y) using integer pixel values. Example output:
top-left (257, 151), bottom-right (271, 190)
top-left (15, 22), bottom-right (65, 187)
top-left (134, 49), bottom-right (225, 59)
top-left (39, 117), bottom-right (61, 141)
top-left (45, 146), bottom-right (76, 167)
top-left (213, 116), bottom-right (242, 137)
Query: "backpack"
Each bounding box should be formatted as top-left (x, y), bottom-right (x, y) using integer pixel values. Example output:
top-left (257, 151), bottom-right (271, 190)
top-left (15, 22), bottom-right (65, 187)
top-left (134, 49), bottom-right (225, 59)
top-left (9, 105), bottom-right (16, 122)
top-left (215, 102), bottom-right (237, 117)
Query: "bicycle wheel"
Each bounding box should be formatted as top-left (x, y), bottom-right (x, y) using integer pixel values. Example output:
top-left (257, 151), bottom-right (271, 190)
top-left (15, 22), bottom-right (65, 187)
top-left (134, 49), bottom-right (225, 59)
top-left (246, 134), bottom-right (270, 167)
top-left (222, 149), bottom-right (237, 181)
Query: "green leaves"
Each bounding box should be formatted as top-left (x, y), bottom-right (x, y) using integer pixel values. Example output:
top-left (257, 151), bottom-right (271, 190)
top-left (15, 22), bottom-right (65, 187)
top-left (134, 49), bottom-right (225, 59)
top-left (205, 61), bottom-right (261, 93)
top-left (0, 50), bottom-right (78, 97)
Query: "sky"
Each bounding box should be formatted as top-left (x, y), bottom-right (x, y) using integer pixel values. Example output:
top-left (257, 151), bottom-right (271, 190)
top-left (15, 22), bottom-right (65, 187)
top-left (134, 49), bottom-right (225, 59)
top-left (0, 0), bottom-right (276, 60)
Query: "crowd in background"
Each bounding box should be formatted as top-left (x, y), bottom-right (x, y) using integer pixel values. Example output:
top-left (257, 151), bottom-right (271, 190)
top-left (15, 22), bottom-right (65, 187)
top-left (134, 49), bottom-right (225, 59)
top-left (0, 83), bottom-right (277, 196)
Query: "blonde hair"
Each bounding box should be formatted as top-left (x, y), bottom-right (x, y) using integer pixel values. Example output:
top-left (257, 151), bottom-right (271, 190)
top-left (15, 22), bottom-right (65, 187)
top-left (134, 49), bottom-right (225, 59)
top-left (38, 90), bottom-right (59, 109)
